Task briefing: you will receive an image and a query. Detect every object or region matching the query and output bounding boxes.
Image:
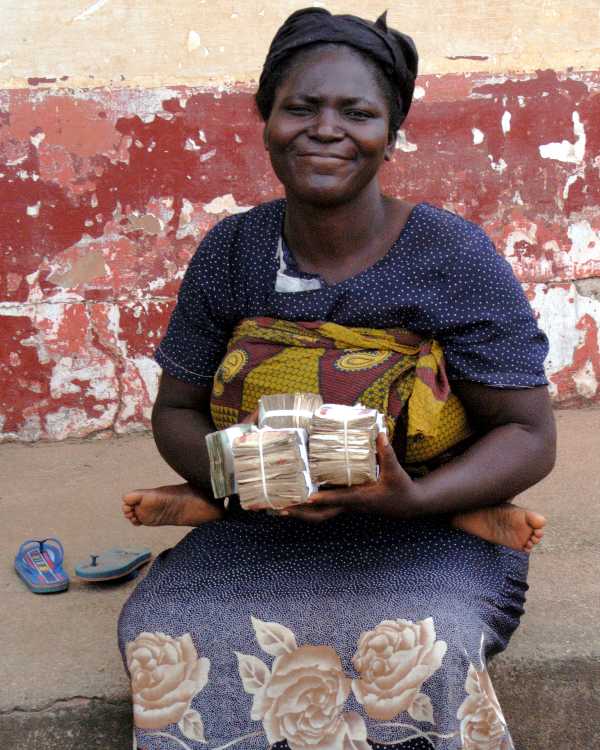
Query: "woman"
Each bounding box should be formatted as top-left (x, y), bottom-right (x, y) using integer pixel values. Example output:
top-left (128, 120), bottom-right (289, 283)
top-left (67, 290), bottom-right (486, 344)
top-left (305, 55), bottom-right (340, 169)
top-left (119, 9), bottom-right (555, 750)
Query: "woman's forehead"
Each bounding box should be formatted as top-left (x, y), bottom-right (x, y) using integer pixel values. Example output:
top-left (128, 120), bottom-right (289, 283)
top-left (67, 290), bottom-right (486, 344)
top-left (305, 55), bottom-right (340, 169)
top-left (278, 45), bottom-right (383, 98)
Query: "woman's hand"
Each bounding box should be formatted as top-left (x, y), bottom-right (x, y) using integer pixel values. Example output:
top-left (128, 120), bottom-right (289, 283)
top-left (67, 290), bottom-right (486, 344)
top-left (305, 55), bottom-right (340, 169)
top-left (241, 408), bottom-right (259, 425)
top-left (279, 433), bottom-right (424, 522)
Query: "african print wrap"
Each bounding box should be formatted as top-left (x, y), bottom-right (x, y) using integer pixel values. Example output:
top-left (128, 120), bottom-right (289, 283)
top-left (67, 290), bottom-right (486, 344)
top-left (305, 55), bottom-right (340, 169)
top-left (210, 317), bottom-right (471, 466)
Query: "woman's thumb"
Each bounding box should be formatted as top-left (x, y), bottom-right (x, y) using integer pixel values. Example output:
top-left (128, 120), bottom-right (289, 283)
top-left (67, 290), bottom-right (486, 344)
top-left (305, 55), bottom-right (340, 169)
top-left (376, 431), bottom-right (397, 473)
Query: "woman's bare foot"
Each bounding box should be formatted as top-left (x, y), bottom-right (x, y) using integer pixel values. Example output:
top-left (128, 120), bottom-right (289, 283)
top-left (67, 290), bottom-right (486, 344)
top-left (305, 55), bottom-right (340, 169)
top-left (122, 483), bottom-right (223, 527)
top-left (451, 504), bottom-right (546, 552)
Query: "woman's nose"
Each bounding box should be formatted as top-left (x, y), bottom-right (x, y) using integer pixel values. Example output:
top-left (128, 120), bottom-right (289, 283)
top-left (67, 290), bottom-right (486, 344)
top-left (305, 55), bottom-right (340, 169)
top-left (309, 109), bottom-right (344, 141)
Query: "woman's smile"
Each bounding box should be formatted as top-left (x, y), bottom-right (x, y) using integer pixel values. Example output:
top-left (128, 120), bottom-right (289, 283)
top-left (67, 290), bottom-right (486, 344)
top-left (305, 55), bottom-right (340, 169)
top-left (297, 152), bottom-right (352, 161)
top-left (294, 151), bottom-right (355, 175)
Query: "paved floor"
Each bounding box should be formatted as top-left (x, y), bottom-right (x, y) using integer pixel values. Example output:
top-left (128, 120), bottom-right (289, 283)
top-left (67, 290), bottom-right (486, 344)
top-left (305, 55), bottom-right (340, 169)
top-left (1, 409), bottom-right (599, 748)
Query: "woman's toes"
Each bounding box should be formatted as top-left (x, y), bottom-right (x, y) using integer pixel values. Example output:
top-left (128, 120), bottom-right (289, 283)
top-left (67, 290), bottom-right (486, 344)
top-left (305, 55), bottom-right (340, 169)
top-left (122, 490), bottom-right (145, 506)
top-left (525, 510), bottom-right (546, 530)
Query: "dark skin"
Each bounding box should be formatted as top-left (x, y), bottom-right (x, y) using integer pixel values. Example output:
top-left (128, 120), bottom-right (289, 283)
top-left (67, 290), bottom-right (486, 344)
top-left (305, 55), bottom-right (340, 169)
top-left (143, 45), bottom-right (555, 529)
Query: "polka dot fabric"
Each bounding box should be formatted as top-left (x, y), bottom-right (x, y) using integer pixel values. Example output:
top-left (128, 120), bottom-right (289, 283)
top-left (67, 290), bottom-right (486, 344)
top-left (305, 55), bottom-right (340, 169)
top-left (155, 199), bottom-right (549, 390)
top-left (119, 509), bottom-right (528, 749)
top-left (121, 199), bottom-right (538, 749)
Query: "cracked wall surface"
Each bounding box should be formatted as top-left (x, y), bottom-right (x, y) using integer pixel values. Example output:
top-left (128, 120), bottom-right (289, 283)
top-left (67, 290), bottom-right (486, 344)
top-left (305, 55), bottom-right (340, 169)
top-left (1, 6), bottom-right (600, 441)
top-left (2, 0), bottom-right (600, 87)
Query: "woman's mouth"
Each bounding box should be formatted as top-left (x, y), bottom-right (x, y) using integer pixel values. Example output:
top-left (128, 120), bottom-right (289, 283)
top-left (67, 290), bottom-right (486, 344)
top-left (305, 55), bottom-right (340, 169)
top-left (297, 152), bottom-right (352, 161)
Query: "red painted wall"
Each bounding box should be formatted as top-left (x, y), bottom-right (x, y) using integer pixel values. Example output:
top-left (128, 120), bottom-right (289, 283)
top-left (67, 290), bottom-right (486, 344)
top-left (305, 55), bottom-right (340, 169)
top-left (1, 70), bottom-right (599, 440)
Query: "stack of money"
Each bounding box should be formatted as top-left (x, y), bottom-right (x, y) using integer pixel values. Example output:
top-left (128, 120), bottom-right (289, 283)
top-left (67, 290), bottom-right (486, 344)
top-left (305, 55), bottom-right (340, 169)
top-left (232, 428), bottom-right (314, 511)
top-left (258, 392), bottom-right (323, 430)
top-left (206, 424), bottom-right (257, 498)
top-left (309, 404), bottom-right (385, 487)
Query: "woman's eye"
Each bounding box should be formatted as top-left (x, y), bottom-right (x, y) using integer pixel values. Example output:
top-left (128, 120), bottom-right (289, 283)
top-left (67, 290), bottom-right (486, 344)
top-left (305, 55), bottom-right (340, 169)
top-left (286, 105), bottom-right (313, 115)
top-left (346, 110), bottom-right (372, 120)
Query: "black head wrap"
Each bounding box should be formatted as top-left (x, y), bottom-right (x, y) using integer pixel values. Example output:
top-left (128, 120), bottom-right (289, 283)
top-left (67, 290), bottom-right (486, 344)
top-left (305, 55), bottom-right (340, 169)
top-left (256, 7), bottom-right (418, 131)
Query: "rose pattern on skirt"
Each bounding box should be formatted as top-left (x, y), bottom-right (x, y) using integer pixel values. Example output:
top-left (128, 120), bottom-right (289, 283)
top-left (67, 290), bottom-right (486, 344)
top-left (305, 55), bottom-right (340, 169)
top-left (237, 617), bottom-right (370, 750)
top-left (457, 663), bottom-right (513, 750)
top-left (126, 622), bottom-right (511, 750)
top-left (352, 617), bottom-right (447, 722)
top-left (126, 631), bottom-right (210, 732)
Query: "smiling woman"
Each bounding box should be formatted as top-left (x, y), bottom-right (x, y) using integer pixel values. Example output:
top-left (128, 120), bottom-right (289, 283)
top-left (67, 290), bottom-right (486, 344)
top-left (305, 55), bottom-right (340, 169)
top-left (264, 45), bottom-right (394, 212)
top-left (118, 8), bottom-right (554, 750)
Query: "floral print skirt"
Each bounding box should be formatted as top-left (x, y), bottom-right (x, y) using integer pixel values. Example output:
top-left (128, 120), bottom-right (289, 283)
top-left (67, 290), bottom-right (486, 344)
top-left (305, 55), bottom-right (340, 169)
top-left (118, 508), bottom-right (528, 750)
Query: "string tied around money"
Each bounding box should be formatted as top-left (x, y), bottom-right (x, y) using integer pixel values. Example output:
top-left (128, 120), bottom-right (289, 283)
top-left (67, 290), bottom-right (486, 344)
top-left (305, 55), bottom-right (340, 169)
top-left (257, 429), bottom-right (273, 509)
top-left (262, 408), bottom-right (314, 429)
top-left (343, 412), bottom-right (352, 486)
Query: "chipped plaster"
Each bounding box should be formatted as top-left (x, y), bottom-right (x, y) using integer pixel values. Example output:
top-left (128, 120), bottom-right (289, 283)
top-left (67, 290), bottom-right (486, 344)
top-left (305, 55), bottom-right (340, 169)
top-left (1, 1), bottom-right (600, 89)
top-left (1, 60), bottom-right (599, 441)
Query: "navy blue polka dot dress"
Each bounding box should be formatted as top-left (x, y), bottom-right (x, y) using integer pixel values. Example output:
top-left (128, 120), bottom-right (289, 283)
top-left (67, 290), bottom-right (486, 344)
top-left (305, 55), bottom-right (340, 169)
top-left (153, 200), bottom-right (548, 391)
top-left (119, 200), bottom-right (546, 750)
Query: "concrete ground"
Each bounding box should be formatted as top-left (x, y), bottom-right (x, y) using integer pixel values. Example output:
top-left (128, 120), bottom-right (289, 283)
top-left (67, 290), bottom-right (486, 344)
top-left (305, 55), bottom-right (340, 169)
top-left (1, 409), bottom-right (599, 749)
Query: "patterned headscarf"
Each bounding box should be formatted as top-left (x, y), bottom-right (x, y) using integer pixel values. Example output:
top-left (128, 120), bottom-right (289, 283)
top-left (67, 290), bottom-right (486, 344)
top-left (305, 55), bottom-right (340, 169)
top-left (258, 7), bottom-right (419, 122)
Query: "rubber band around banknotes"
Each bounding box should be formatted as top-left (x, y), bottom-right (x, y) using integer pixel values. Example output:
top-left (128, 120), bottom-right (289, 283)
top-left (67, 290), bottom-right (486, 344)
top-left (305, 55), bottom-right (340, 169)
top-left (260, 408), bottom-right (315, 429)
top-left (343, 413), bottom-right (352, 486)
top-left (257, 429), bottom-right (273, 508)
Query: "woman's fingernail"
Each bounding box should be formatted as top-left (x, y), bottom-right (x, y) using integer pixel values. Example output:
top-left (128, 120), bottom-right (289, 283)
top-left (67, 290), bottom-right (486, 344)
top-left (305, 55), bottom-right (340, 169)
top-left (279, 510), bottom-right (289, 516)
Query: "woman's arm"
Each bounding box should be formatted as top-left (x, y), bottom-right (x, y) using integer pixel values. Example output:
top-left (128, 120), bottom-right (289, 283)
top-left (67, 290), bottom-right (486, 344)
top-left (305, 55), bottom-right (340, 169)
top-left (151, 373), bottom-right (216, 499)
top-left (410, 381), bottom-right (556, 515)
top-left (285, 383), bottom-right (556, 521)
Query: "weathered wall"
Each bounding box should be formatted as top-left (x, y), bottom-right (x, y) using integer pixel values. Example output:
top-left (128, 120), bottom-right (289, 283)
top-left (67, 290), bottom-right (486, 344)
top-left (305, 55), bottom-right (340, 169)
top-left (1, 2), bottom-right (599, 441)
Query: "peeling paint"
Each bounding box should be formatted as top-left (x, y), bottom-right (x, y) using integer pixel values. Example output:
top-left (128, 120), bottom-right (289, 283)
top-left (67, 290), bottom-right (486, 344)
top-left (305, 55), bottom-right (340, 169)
top-left (488, 156), bottom-right (507, 174)
top-left (30, 131), bottom-right (45, 148)
top-left (395, 130), bottom-right (418, 153)
top-left (187, 31), bottom-right (202, 53)
top-left (539, 111), bottom-right (586, 163)
top-left (2, 69), bottom-right (600, 441)
top-left (48, 250), bottom-right (107, 287)
top-left (563, 166), bottom-right (585, 199)
top-left (532, 284), bottom-right (600, 405)
top-left (203, 194), bottom-right (254, 215)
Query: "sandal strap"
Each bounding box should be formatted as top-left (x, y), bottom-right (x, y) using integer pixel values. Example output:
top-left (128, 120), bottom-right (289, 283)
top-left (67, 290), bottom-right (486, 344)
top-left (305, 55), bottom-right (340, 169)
top-left (16, 539), bottom-right (45, 561)
top-left (39, 538), bottom-right (65, 566)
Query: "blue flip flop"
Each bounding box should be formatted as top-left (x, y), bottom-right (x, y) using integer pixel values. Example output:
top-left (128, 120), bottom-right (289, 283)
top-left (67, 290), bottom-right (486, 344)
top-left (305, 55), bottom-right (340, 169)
top-left (15, 538), bottom-right (70, 594)
top-left (75, 547), bottom-right (151, 582)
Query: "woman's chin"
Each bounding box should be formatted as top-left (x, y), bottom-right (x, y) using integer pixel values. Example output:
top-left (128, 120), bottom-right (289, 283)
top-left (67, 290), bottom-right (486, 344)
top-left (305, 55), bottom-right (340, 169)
top-left (287, 181), bottom-right (366, 208)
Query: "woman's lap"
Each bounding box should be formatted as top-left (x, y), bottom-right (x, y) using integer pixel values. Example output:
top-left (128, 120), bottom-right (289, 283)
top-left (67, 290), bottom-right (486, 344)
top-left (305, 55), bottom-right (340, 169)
top-left (119, 511), bottom-right (528, 750)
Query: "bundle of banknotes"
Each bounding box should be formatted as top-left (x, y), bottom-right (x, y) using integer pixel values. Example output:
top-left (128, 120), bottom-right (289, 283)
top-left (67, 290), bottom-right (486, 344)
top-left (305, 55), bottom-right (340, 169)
top-left (206, 395), bottom-right (385, 509)
top-left (231, 428), bottom-right (314, 511)
top-left (258, 392), bottom-right (324, 430)
top-left (309, 404), bottom-right (385, 487)
top-left (205, 423), bottom-right (257, 498)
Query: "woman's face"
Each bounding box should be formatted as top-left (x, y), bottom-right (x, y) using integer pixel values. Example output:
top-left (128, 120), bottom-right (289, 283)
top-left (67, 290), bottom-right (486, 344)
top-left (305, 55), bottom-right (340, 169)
top-left (263, 45), bottom-right (394, 207)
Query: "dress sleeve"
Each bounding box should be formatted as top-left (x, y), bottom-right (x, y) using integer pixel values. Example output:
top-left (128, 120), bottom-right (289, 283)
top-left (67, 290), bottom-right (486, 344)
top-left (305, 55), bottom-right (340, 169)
top-left (438, 225), bottom-right (549, 388)
top-left (154, 218), bottom-right (235, 386)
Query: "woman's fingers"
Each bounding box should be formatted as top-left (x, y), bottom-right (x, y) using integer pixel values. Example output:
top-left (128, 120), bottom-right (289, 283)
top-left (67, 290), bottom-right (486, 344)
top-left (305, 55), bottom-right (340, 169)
top-left (241, 408), bottom-right (259, 425)
top-left (305, 487), bottom-right (363, 507)
top-left (376, 432), bottom-right (403, 475)
top-left (279, 504), bottom-right (345, 523)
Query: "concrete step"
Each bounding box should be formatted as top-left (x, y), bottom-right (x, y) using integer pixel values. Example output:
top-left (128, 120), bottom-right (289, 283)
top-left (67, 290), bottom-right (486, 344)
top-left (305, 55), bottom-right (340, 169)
top-left (1, 409), bottom-right (599, 749)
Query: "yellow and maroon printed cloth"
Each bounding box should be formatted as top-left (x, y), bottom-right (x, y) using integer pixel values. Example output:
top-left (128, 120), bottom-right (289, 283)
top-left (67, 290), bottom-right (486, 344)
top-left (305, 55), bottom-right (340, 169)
top-left (210, 317), bottom-right (471, 466)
